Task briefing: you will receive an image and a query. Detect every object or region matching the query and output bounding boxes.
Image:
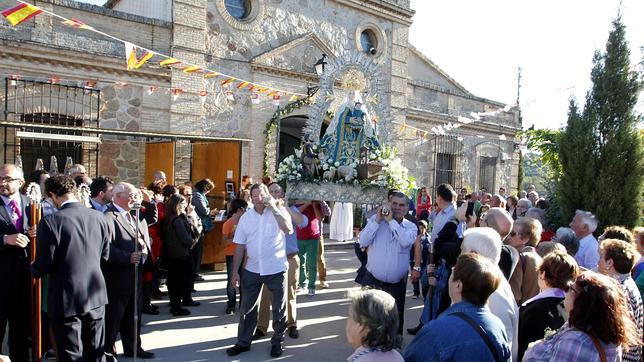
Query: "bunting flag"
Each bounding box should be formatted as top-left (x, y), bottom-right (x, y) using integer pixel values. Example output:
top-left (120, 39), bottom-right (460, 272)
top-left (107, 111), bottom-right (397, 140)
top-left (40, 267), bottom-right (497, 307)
top-left (236, 81), bottom-right (250, 89)
top-left (3, 3), bottom-right (307, 98)
top-left (61, 18), bottom-right (92, 30)
top-left (160, 58), bottom-right (181, 66)
top-left (124, 42), bottom-right (153, 70)
top-left (2, 2), bottom-right (42, 26)
top-left (182, 65), bottom-right (201, 73)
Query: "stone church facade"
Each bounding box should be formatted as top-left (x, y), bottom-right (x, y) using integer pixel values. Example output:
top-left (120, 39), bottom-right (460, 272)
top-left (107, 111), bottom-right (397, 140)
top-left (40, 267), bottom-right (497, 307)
top-left (0, 0), bottom-right (521, 194)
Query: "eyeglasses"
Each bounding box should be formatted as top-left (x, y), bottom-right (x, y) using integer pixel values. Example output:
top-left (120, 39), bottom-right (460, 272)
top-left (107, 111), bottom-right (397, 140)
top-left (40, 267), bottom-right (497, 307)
top-left (509, 231), bottom-right (517, 237)
top-left (0, 177), bottom-right (20, 183)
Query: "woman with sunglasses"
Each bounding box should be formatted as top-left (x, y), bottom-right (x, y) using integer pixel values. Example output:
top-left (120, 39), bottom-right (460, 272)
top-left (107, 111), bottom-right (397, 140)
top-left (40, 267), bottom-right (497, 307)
top-left (523, 271), bottom-right (640, 361)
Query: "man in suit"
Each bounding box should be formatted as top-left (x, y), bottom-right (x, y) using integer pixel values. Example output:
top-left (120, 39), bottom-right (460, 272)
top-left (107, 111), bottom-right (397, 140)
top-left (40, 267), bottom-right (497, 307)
top-left (30, 175), bottom-right (111, 361)
top-left (89, 176), bottom-right (114, 213)
top-left (102, 182), bottom-right (156, 359)
top-left (0, 163), bottom-right (36, 361)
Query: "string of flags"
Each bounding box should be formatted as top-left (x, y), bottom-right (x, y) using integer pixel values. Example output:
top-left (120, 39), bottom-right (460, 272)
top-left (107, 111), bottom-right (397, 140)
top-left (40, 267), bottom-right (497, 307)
top-left (1, 0), bottom-right (308, 104)
top-left (393, 104), bottom-right (517, 141)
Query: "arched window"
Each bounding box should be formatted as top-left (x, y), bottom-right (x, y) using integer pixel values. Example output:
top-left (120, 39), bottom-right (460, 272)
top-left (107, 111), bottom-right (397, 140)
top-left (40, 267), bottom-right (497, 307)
top-left (224, 0), bottom-right (251, 20)
top-left (360, 30), bottom-right (377, 55)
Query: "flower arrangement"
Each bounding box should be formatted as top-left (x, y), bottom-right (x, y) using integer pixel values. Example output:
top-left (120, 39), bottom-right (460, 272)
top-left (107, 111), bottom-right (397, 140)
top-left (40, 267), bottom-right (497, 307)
top-left (276, 144), bottom-right (416, 194)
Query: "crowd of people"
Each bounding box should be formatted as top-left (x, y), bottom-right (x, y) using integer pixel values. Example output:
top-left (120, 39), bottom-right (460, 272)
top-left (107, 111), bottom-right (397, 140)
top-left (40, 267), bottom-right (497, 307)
top-left (0, 161), bottom-right (642, 361)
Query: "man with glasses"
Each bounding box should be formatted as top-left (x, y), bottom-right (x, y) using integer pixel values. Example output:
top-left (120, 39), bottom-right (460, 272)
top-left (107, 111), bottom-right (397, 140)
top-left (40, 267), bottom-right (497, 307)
top-left (0, 164), bottom-right (36, 361)
top-left (103, 182), bottom-right (156, 360)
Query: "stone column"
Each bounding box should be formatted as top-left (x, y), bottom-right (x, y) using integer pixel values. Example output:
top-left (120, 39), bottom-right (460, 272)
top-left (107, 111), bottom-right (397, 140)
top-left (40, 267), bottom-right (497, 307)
top-left (390, 23), bottom-right (410, 168)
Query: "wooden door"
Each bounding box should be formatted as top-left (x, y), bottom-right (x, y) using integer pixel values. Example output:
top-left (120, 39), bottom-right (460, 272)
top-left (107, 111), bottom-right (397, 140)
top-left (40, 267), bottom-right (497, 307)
top-left (192, 141), bottom-right (241, 266)
top-left (144, 142), bottom-right (175, 186)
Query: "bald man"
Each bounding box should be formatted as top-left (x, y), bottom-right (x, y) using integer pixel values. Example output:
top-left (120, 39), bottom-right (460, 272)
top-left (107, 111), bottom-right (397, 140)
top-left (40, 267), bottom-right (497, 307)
top-left (480, 207), bottom-right (519, 281)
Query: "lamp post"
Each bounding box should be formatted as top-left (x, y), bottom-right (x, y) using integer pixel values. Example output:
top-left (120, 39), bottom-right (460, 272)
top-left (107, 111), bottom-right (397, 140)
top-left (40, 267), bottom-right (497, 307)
top-left (314, 53), bottom-right (327, 76)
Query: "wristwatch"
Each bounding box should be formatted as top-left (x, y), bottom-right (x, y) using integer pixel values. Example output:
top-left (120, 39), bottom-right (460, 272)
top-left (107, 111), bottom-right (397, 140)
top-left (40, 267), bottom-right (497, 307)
top-left (412, 266), bottom-right (421, 272)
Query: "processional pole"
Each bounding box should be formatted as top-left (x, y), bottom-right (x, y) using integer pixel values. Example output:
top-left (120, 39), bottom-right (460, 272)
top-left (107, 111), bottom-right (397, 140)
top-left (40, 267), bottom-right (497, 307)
top-left (27, 183), bottom-right (42, 362)
top-left (131, 196), bottom-right (143, 362)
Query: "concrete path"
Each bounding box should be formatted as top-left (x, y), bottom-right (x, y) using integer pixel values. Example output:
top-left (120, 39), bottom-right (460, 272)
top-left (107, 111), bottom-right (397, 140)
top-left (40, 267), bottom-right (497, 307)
top-left (115, 244), bottom-right (423, 361)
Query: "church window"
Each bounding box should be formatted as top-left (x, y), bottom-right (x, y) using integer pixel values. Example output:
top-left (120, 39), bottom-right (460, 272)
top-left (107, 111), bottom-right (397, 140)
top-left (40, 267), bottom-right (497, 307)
top-left (224, 0), bottom-right (251, 20)
top-left (360, 30), bottom-right (377, 55)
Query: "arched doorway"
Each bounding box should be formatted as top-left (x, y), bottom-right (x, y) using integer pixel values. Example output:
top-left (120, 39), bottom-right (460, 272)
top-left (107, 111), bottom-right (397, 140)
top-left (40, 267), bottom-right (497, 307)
top-left (278, 115), bottom-right (328, 165)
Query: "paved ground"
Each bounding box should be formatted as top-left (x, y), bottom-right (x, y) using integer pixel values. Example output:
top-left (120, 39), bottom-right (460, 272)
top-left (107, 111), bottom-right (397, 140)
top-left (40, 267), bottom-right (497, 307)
top-left (116, 243), bottom-right (423, 361)
top-left (2, 241), bottom-right (424, 361)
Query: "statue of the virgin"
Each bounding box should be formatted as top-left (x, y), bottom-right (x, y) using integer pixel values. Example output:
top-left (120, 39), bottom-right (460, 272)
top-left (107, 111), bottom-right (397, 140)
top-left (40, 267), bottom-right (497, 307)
top-left (319, 90), bottom-right (379, 166)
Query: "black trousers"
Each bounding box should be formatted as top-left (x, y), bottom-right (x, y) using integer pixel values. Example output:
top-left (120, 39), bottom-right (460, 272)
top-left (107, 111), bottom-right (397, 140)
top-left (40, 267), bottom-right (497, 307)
top-left (104, 292), bottom-right (143, 355)
top-left (363, 270), bottom-right (407, 334)
top-left (167, 256), bottom-right (193, 305)
top-left (50, 306), bottom-right (106, 362)
top-left (0, 287), bottom-right (31, 362)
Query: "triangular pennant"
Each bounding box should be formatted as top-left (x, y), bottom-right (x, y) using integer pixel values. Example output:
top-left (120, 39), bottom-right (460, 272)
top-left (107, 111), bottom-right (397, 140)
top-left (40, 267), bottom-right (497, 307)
top-left (204, 71), bottom-right (219, 78)
top-left (182, 65), bottom-right (202, 73)
top-left (134, 51), bottom-right (154, 69)
top-left (221, 77), bottom-right (234, 86)
top-left (124, 42), bottom-right (137, 70)
top-left (236, 81), bottom-right (250, 89)
top-left (61, 18), bottom-right (92, 30)
top-left (160, 58), bottom-right (181, 66)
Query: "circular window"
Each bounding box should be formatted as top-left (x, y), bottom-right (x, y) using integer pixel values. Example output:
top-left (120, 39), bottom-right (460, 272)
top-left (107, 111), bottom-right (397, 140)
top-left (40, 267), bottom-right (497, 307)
top-left (355, 23), bottom-right (387, 60)
top-left (224, 0), bottom-right (251, 20)
top-left (360, 30), bottom-right (377, 55)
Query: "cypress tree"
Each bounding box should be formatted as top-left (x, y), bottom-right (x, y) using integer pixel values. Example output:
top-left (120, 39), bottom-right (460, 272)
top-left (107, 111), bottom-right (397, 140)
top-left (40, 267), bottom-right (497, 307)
top-left (557, 98), bottom-right (596, 223)
top-left (590, 17), bottom-right (643, 229)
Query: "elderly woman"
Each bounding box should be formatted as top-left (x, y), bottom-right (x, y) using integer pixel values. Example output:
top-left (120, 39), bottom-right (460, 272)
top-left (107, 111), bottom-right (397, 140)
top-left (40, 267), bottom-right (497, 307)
top-left (405, 253), bottom-right (511, 361)
top-left (508, 217), bottom-right (543, 305)
top-left (345, 289), bottom-right (403, 362)
top-left (523, 272), bottom-right (640, 361)
top-left (518, 250), bottom-right (579, 360)
top-left (551, 227), bottom-right (579, 257)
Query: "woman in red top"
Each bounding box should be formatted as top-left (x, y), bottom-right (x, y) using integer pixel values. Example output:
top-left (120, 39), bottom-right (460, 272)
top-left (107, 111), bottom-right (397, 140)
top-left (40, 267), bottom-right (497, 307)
top-left (416, 187), bottom-right (432, 220)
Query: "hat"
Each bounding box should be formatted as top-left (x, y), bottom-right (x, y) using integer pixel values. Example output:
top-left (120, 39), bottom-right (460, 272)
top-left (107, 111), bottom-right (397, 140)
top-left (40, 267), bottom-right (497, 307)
top-left (418, 220), bottom-right (428, 229)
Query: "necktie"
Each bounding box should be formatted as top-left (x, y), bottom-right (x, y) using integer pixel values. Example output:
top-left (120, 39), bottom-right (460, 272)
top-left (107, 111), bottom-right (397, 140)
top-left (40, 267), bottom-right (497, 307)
top-left (125, 212), bottom-right (146, 250)
top-left (9, 199), bottom-right (23, 233)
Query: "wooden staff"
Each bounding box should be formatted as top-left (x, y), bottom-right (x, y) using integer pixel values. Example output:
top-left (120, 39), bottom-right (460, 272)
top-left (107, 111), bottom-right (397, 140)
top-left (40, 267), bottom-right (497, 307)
top-left (27, 183), bottom-right (43, 362)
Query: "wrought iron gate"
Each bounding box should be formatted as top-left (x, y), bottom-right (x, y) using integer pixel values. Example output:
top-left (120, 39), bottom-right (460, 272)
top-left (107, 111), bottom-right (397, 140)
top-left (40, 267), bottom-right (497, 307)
top-left (2, 77), bottom-right (100, 176)
top-left (428, 134), bottom-right (464, 199)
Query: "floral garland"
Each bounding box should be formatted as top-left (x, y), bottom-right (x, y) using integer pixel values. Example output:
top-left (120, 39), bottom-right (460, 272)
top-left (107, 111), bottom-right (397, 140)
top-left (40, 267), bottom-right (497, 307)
top-left (263, 97), bottom-right (313, 177)
top-left (276, 144), bottom-right (416, 194)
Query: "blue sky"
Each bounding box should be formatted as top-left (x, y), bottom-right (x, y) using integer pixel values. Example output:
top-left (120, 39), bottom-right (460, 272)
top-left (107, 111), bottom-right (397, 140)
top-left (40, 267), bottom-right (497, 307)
top-left (409, 0), bottom-right (643, 130)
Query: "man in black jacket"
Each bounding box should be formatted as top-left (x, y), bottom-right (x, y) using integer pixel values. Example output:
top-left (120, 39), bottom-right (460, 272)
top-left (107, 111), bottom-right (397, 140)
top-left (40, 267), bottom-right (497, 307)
top-left (0, 163), bottom-right (36, 361)
top-left (103, 182), bottom-right (156, 360)
top-left (31, 175), bottom-right (111, 361)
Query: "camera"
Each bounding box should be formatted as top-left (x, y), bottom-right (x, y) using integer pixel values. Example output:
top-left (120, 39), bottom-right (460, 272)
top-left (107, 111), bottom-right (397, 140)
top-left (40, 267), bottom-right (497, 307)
top-left (381, 205), bottom-right (391, 216)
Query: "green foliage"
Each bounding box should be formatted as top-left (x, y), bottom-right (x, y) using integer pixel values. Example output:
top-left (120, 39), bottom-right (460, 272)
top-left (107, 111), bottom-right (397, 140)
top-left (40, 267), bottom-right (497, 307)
top-left (557, 98), bottom-right (597, 224)
top-left (557, 16), bottom-right (643, 230)
top-left (518, 128), bottom-right (562, 179)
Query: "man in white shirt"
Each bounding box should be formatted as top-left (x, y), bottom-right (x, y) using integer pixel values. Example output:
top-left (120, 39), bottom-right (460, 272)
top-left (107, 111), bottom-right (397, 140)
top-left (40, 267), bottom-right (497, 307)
top-left (227, 183), bottom-right (293, 358)
top-left (569, 209), bottom-right (599, 269)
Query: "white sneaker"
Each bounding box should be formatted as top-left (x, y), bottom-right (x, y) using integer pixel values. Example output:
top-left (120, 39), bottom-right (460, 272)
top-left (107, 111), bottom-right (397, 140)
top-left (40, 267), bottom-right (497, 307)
top-left (320, 281), bottom-right (330, 289)
top-left (307, 288), bottom-right (315, 297)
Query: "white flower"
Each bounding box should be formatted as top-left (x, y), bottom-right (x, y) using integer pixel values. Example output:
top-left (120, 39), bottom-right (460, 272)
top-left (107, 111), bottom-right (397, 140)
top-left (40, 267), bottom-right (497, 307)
top-left (353, 180), bottom-right (359, 185)
top-left (334, 162), bottom-right (340, 167)
top-left (323, 163), bottom-right (329, 170)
